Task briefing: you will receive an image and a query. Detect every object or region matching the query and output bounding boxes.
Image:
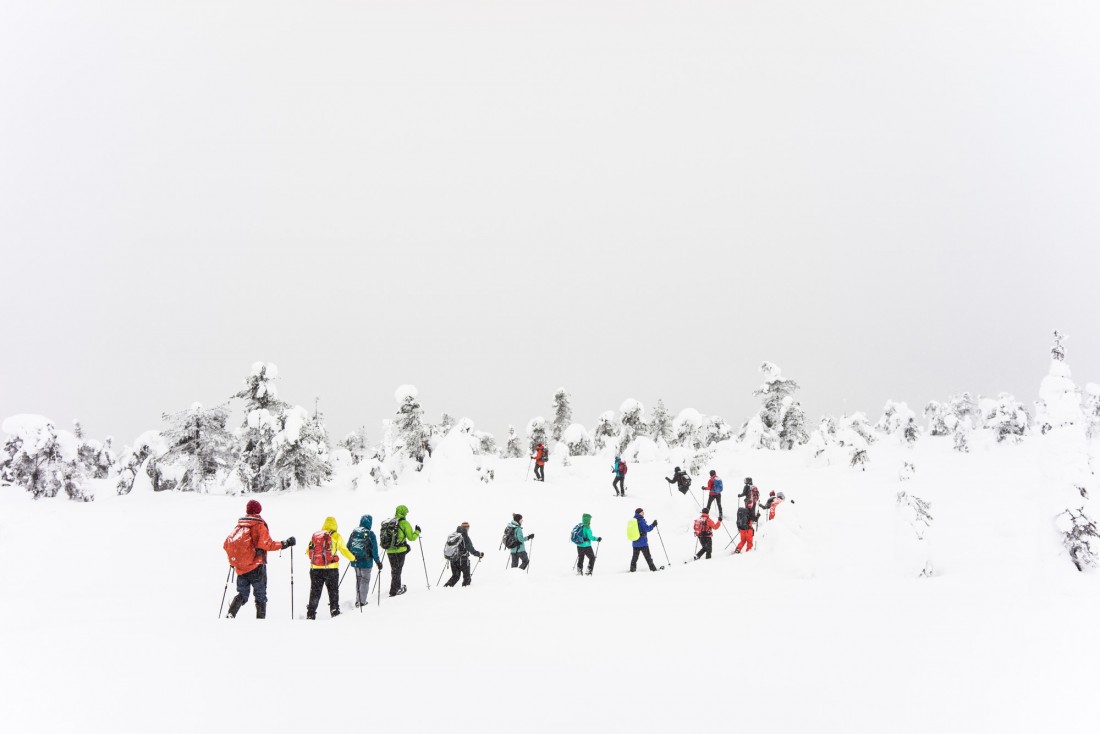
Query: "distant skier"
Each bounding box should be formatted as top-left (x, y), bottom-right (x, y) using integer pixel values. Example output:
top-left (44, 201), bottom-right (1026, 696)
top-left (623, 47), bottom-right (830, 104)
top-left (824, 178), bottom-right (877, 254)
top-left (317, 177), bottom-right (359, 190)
top-left (612, 455), bottom-right (628, 496)
top-left (665, 466), bottom-right (691, 494)
top-left (347, 514), bottom-right (383, 607)
top-left (702, 469), bottom-right (725, 520)
top-left (223, 500), bottom-right (295, 619)
top-left (628, 508), bottom-right (660, 572)
top-left (532, 443), bottom-right (547, 482)
top-left (761, 491), bottom-right (789, 521)
top-left (739, 478), bottom-right (753, 506)
top-left (506, 513), bottom-right (534, 570)
top-left (571, 513), bottom-right (601, 575)
top-left (305, 516), bottom-right (356, 619)
top-left (381, 505), bottom-right (421, 597)
top-left (693, 507), bottom-right (720, 560)
top-left (443, 522), bottom-right (485, 587)
top-left (734, 504), bottom-right (759, 553)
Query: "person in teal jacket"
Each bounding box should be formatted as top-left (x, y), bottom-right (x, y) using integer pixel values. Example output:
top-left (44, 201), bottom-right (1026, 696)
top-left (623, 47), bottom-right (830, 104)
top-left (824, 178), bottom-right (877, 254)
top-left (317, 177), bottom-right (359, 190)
top-left (506, 513), bottom-right (535, 570)
top-left (386, 505), bottom-right (421, 597)
top-left (348, 514), bottom-right (383, 607)
top-left (575, 513), bottom-right (602, 575)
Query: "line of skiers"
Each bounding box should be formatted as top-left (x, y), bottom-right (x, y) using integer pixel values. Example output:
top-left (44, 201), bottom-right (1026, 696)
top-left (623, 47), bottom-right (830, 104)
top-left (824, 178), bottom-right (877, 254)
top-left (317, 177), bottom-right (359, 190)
top-left (221, 472), bottom-right (792, 619)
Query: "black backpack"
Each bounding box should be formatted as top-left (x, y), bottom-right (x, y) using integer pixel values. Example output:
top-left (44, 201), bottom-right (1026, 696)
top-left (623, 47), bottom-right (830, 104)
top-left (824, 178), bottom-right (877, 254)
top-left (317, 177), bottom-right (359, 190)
top-left (379, 518), bottom-right (402, 550)
top-left (502, 524), bottom-right (520, 549)
top-left (736, 507), bottom-right (755, 531)
top-left (677, 473), bottom-right (691, 492)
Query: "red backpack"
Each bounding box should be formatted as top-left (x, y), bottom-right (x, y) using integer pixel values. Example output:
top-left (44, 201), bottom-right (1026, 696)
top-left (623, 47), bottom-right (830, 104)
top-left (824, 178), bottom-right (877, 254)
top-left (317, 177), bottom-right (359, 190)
top-left (693, 517), bottom-right (709, 537)
top-left (309, 531), bottom-right (336, 566)
top-left (224, 523), bottom-right (257, 569)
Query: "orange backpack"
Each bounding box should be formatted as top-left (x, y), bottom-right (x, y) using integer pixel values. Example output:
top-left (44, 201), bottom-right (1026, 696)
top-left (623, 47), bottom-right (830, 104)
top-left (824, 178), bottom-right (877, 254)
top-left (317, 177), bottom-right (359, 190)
top-left (224, 523), bottom-right (257, 569)
top-left (693, 517), bottom-right (710, 537)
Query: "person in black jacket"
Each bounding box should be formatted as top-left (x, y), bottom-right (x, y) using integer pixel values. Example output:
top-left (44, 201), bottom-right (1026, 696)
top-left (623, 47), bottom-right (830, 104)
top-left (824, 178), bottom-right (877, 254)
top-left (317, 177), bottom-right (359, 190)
top-left (665, 466), bottom-right (691, 495)
top-left (443, 522), bottom-right (485, 587)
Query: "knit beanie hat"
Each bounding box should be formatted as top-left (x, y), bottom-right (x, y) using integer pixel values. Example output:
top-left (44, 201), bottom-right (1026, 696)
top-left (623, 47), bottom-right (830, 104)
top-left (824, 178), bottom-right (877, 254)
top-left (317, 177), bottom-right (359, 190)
top-left (246, 500), bottom-right (262, 515)
top-left (513, 513), bottom-right (523, 522)
top-left (635, 508), bottom-right (644, 515)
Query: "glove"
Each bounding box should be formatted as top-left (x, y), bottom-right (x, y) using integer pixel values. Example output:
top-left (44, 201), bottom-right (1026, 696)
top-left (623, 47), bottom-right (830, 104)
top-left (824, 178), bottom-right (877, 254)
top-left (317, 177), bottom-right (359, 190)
top-left (414, 525), bottom-right (421, 532)
top-left (651, 520), bottom-right (658, 527)
top-left (480, 552), bottom-right (486, 558)
top-left (597, 537), bottom-right (603, 542)
top-left (527, 533), bottom-right (535, 540)
top-left (665, 477), bottom-right (671, 483)
top-left (376, 562), bottom-right (383, 571)
top-left (284, 536), bottom-right (296, 548)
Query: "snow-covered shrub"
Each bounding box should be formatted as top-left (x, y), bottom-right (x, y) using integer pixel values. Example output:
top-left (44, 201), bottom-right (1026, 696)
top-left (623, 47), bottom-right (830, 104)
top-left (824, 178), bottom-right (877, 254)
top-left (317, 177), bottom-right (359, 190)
top-left (1036, 331), bottom-right (1083, 435)
top-left (551, 388), bottom-right (573, 444)
top-left (924, 401), bottom-right (951, 436)
top-left (337, 427), bottom-right (370, 464)
top-left (953, 421), bottom-right (971, 453)
top-left (990, 393), bottom-right (1029, 443)
top-left (899, 462), bottom-right (916, 482)
top-left (687, 446), bottom-right (715, 477)
top-left (740, 361), bottom-right (809, 450)
top-left (702, 415), bottom-right (733, 447)
top-left (1056, 507), bottom-right (1099, 571)
top-left (562, 423), bottom-right (592, 456)
top-left (876, 400), bottom-right (918, 446)
top-left (672, 408), bottom-right (703, 449)
top-left (948, 392), bottom-right (981, 429)
top-left (896, 491), bottom-right (934, 577)
top-left (617, 398), bottom-right (647, 453)
top-left (158, 402), bottom-right (238, 492)
top-left (116, 430), bottom-right (167, 495)
top-left (1, 415), bottom-right (93, 501)
top-left (473, 430), bottom-right (497, 456)
top-left (593, 411), bottom-right (619, 451)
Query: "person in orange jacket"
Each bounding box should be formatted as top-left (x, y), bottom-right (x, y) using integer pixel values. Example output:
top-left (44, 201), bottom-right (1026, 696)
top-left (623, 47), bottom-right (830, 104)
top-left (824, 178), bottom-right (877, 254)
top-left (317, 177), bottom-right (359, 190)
top-left (305, 516), bottom-right (356, 620)
top-left (735, 504), bottom-right (759, 553)
top-left (223, 499), bottom-right (295, 619)
top-left (762, 490), bottom-right (786, 520)
top-left (693, 507), bottom-right (721, 560)
top-left (532, 443), bottom-right (547, 482)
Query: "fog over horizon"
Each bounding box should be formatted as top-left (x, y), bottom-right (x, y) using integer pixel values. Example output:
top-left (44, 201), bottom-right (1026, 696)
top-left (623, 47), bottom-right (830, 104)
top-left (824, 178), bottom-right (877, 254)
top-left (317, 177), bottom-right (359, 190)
top-left (3, 1), bottom-right (1099, 446)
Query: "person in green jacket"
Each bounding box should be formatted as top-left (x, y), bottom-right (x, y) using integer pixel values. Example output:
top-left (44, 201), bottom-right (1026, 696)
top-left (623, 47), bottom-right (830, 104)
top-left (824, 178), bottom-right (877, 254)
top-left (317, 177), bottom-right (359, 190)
top-left (386, 504), bottom-right (421, 597)
top-left (575, 513), bottom-right (602, 575)
top-left (506, 513), bottom-right (535, 570)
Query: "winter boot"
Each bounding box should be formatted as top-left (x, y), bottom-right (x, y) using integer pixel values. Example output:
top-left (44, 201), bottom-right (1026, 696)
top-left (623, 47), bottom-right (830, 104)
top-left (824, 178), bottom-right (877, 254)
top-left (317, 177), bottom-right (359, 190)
top-left (255, 600), bottom-right (267, 619)
top-left (227, 595), bottom-right (244, 619)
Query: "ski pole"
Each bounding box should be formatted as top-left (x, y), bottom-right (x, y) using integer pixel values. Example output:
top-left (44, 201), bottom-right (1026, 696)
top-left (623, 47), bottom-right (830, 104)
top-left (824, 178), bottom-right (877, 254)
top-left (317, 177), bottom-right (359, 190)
top-left (438, 561), bottom-right (448, 587)
top-left (372, 563), bottom-right (382, 606)
top-left (290, 548), bottom-right (295, 620)
top-left (418, 537), bottom-right (431, 590)
top-left (591, 540), bottom-right (601, 573)
top-left (525, 457), bottom-right (533, 481)
top-left (218, 567), bottom-right (234, 618)
top-left (472, 555), bottom-right (482, 576)
top-left (526, 538), bottom-right (534, 574)
top-left (339, 564), bottom-right (350, 589)
top-left (655, 526), bottom-right (672, 568)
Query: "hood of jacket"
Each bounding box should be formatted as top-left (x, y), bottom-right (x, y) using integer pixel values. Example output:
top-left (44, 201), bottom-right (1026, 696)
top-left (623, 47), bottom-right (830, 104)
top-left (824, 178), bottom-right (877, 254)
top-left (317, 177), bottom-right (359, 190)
top-left (582, 513), bottom-right (592, 525)
top-left (396, 505), bottom-right (409, 519)
top-left (322, 516), bottom-right (338, 533)
top-left (360, 514), bottom-right (372, 530)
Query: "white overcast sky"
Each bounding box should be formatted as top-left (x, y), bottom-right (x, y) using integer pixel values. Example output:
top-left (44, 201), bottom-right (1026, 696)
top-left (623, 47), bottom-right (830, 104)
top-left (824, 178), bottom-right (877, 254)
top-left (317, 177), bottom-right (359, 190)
top-left (2, 1), bottom-right (1099, 446)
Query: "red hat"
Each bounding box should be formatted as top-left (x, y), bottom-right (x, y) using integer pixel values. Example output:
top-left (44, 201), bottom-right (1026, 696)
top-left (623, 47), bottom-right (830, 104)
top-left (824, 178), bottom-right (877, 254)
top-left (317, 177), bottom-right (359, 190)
top-left (246, 500), bottom-right (262, 515)
top-left (769, 490), bottom-right (776, 497)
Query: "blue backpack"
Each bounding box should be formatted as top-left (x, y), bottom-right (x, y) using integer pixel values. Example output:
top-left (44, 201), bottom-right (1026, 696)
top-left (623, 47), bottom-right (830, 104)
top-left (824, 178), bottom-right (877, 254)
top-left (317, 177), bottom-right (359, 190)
top-left (570, 523), bottom-right (585, 545)
top-left (713, 478), bottom-right (724, 493)
top-left (348, 528), bottom-right (370, 560)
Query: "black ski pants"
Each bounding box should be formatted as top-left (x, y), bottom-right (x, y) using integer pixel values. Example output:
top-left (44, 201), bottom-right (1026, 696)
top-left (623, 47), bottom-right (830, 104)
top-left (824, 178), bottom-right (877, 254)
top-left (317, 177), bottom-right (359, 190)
top-left (444, 556), bottom-right (472, 587)
top-left (510, 551), bottom-right (529, 570)
top-left (388, 551), bottom-right (407, 595)
top-left (306, 568), bottom-right (339, 618)
top-left (705, 493), bottom-right (724, 518)
top-left (613, 476), bottom-right (625, 495)
top-left (576, 546), bottom-right (596, 573)
top-left (630, 545), bottom-right (657, 571)
top-left (695, 535), bottom-right (713, 560)
top-left (534, 463), bottom-right (545, 481)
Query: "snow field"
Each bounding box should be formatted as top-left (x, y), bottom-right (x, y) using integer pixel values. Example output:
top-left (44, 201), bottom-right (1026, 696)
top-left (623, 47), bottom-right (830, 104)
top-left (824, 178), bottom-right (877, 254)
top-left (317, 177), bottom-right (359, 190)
top-left (1, 438), bottom-right (1098, 733)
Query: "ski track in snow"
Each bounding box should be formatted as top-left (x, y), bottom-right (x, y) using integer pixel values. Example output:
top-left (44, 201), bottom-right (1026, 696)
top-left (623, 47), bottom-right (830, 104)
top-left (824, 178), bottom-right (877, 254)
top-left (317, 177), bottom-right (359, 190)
top-left (1, 437), bottom-right (1098, 733)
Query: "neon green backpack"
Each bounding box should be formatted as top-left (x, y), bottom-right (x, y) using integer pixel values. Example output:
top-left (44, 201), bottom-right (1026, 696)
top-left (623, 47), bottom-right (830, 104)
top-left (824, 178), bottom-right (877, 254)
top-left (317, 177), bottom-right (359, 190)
top-left (626, 518), bottom-right (640, 542)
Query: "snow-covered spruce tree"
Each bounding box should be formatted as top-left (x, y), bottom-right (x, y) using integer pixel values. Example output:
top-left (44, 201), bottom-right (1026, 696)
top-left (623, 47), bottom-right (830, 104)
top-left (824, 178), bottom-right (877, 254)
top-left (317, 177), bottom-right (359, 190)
top-left (841, 412), bottom-right (877, 445)
top-left (272, 405), bottom-right (333, 489)
top-left (72, 421), bottom-right (117, 480)
top-left (808, 415), bottom-right (838, 461)
top-left (158, 402), bottom-right (237, 492)
top-left (649, 399), bottom-right (672, 446)
top-left (551, 388), bottom-right (573, 444)
top-left (876, 400), bottom-right (919, 447)
top-left (337, 426), bottom-right (370, 464)
top-left (526, 416), bottom-right (549, 453)
top-left (1055, 508), bottom-right (1099, 571)
top-left (924, 401), bottom-right (951, 436)
top-left (953, 421), bottom-right (971, 453)
top-left (948, 392), bottom-right (981, 429)
top-left (593, 411), bottom-right (619, 451)
top-left (501, 425), bottom-right (524, 458)
top-left (688, 446), bottom-right (716, 476)
top-left (1036, 330), bottom-right (1081, 435)
top-left (702, 415), bottom-right (733, 447)
top-left (115, 431), bottom-right (165, 494)
top-left (438, 413), bottom-right (456, 435)
top-left (990, 392), bottom-right (1029, 443)
top-left (563, 423), bottom-right (592, 456)
top-left (617, 399), bottom-right (647, 453)
top-left (235, 363), bottom-right (289, 493)
top-left (743, 361), bottom-right (809, 450)
top-left (1, 415), bottom-right (92, 500)
top-left (393, 384), bottom-right (429, 470)
top-left (473, 430), bottom-right (497, 456)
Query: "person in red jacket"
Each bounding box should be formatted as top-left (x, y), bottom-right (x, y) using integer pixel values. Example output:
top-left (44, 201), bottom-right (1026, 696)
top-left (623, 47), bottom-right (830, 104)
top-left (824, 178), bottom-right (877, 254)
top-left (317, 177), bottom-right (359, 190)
top-left (223, 500), bottom-right (295, 619)
top-left (532, 443), bottom-right (547, 482)
top-left (693, 507), bottom-right (721, 560)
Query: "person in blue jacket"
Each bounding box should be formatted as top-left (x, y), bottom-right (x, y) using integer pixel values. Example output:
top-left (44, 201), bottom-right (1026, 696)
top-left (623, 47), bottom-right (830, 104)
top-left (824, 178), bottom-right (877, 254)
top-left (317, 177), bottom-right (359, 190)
top-left (630, 508), bottom-right (660, 572)
top-left (348, 514), bottom-right (383, 607)
top-left (612, 455), bottom-right (628, 496)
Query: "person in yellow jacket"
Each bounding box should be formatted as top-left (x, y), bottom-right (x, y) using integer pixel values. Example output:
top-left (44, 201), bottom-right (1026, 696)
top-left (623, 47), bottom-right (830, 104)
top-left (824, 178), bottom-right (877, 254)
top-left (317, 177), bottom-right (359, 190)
top-left (305, 516), bottom-right (356, 620)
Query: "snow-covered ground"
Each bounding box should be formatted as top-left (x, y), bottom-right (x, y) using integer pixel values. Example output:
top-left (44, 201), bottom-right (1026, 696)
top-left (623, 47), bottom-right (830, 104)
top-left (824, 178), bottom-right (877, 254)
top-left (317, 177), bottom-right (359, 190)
top-left (2, 436), bottom-right (1098, 733)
